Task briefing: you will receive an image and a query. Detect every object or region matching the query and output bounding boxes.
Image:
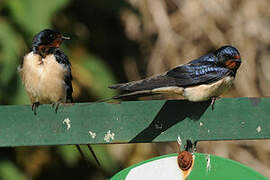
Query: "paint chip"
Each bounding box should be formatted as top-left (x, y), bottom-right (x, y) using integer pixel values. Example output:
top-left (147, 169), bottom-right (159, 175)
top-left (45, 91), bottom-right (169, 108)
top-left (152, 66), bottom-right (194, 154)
top-left (256, 126), bottom-right (262, 133)
top-left (63, 118), bottom-right (71, 130)
top-left (206, 154), bottom-right (211, 171)
top-left (199, 122), bottom-right (203, 126)
top-left (89, 131), bottom-right (96, 139)
top-left (104, 130), bottom-right (115, 142)
top-left (207, 129), bottom-right (210, 133)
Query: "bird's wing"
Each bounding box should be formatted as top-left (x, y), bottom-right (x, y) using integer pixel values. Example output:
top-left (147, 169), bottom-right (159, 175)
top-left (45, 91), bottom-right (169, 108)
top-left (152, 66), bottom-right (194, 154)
top-left (64, 68), bottom-right (73, 102)
top-left (166, 64), bottom-right (231, 87)
top-left (187, 53), bottom-right (217, 65)
top-left (110, 63), bottom-right (231, 93)
top-left (54, 50), bottom-right (73, 102)
top-left (109, 74), bottom-right (179, 91)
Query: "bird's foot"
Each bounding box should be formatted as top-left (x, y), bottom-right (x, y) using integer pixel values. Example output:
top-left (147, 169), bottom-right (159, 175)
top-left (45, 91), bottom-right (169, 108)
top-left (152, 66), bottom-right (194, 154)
top-left (51, 103), bottom-right (60, 113)
top-left (210, 97), bottom-right (220, 111)
top-left (32, 102), bottom-right (40, 115)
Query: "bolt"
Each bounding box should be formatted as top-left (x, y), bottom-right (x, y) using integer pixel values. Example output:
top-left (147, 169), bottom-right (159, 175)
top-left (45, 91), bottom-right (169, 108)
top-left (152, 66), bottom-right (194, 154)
top-left (177, 151), bottom-right (193, 171)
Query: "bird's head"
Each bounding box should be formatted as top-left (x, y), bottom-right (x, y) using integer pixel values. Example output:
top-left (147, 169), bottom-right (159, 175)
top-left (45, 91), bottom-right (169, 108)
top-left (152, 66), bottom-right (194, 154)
top-left (215, 46), bottom-right (241, 71)
top-left (32, 29), bottom-right (70, 57)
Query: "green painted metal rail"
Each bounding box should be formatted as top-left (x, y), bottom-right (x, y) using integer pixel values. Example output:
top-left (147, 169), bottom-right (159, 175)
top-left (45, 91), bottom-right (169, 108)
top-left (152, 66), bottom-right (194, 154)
top-left (0, 97), bottom-right (269, 147)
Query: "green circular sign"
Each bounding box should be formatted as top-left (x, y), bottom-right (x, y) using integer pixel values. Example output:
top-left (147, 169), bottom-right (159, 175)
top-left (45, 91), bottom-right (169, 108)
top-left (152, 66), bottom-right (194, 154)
top-left (110, 153), bottom-right (267, 180)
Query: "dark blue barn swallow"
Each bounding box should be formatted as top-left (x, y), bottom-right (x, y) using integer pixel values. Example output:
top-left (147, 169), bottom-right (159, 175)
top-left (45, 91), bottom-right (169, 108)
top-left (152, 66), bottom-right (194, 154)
top-left (18, 29), bottom-right (100, 166)
top-left (18, 29), bottom-right (72, 114)
top-left (109, 46), bottom-right (241, 108)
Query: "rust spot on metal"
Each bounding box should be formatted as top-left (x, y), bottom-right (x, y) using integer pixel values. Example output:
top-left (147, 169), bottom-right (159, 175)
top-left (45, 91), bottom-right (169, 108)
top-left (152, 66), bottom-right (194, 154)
top-left (249, 97), bottom-right (261, 107)
top-left (177, 151), bottom-right (193, 171)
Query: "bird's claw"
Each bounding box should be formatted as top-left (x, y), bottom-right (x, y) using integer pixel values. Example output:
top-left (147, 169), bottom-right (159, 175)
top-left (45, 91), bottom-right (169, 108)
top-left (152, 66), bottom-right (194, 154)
top-left (32, 102), bottom-right (40, 115)
top-left (211, 97), bottom-right (220, 111)
top-left (52, 103), bottom-right (60, 113)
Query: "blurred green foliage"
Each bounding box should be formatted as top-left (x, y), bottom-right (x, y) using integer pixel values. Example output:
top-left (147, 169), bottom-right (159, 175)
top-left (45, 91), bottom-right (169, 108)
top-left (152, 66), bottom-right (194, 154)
top-left (7, 0), bottom-right (69, 34)
top-left (0, 21), bottom-right (25, 104)
top-left (80, 55), bottom-right (116, 98)
top-left (0, 161), bottom-right (27, 180)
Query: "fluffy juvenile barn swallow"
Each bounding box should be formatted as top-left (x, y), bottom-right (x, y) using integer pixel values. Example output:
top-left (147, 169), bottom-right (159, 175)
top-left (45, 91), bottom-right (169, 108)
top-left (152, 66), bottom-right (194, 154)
top-left (18, 29), bottom-right (100, 166)
top-left (18, 29), bottom-right (72, 114)
top-left (109, 46), bottom-right (241, 109)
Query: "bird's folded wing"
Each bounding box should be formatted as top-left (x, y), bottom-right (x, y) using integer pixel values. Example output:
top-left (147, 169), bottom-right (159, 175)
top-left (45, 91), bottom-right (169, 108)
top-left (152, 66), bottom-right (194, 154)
top-left (166, 64), bottom-right (231, 87)
top-left (109, 64), bottom-right (231, 92)
top-left (54, 50), bottom-right (73, 102)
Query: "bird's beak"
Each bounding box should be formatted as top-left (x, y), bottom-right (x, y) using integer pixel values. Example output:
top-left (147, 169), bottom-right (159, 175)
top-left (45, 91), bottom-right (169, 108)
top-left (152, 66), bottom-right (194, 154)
top-left (61, 36), bottom-right (70, 40)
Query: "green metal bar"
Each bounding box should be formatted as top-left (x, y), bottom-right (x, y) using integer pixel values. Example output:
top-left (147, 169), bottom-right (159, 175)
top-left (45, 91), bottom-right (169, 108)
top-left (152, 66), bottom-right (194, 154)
top-left (0, 97), bottom-right (269, 147)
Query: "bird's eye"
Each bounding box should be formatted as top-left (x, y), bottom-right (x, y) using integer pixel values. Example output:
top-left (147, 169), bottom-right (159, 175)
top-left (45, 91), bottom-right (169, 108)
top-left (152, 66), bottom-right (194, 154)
top-left (49, 34), bottom-right (55, 39)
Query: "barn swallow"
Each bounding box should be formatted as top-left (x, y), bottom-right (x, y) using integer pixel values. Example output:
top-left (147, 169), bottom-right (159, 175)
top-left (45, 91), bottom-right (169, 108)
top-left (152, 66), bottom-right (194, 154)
top-left (18, 29), bottom-right (72, 114)
top-left (18, 29), bottom-right (100, 166)
top-left (109, 46), bottom-right (241, 109)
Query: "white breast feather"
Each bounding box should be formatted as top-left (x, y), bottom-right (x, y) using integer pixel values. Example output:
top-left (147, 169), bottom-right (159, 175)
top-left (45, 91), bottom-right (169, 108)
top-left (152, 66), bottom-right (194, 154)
top-left (19, 52), bottom-right (67, 104)
top-left (183, 76), bottom-right (234, 102)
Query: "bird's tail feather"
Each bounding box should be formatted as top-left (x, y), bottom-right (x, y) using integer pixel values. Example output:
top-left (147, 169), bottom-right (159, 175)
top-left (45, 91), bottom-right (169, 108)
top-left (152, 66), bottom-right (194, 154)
top-left (112, 90), bottom-right (156, 99)
top-left (98, 90), bottom-right (157, 102)
top-left (108, 74), bottom-right (172, 92)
